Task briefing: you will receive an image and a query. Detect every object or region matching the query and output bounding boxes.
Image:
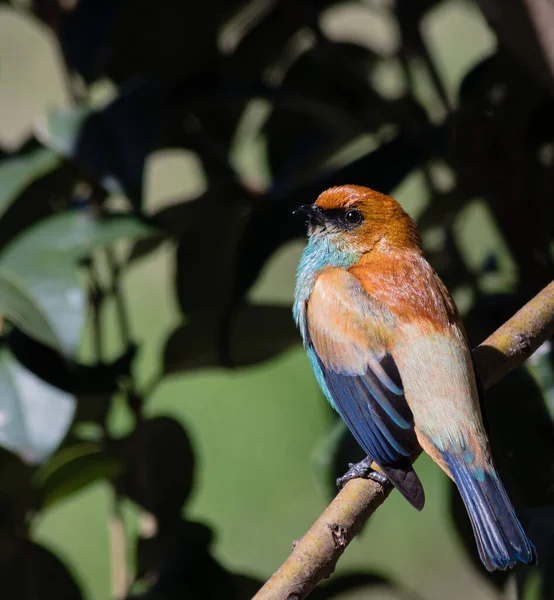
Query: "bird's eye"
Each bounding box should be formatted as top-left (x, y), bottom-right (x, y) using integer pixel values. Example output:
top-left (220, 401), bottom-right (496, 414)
top-left (344, 209), bottom-right (363, 226)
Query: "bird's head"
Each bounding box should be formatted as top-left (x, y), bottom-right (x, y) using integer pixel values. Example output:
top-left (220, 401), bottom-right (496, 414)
top-left (294, 184), bottom-right (422, 257)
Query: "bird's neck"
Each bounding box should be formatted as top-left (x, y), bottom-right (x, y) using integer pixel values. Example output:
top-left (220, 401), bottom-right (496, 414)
top-left (293, 233), bottom-right (360, 332)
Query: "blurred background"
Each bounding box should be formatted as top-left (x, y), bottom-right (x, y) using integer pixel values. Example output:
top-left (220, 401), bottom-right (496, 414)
top-left (0, 0), bottom-right (553, 599)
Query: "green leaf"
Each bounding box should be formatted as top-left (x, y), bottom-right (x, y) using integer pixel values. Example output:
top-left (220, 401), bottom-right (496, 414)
top-left (66, 213), bottom-right (155, 256)
top-left (0, 268), bottom-right (61, 350)
top-left (0, 148), bottom-right (59, 219)
top-left (0, 232), bottom-right (85, 356)
top-left (0, 210), bottom-right (154, 354)
top-left (0, 348), bottom-right (75, 464)
top-left (34, 442), bottom-right (123, 509)
top-left (35, 105), bottom-right (91, 157)
top-left (1, 210), bottom-right (154, 259)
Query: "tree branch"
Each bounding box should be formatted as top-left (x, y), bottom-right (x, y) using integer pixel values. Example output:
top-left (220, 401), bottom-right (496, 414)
top-left (253, 281), bottom-right (554, 600)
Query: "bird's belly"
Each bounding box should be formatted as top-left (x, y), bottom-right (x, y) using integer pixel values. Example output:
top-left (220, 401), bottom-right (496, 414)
top-left (392, 324), bottom-right (484, 452)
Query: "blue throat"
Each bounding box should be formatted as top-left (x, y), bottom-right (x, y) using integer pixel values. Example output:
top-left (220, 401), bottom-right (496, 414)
top-left (292, 232), bottom-right (360, 412)
top-left (293, 232), bottom-right (360, 336)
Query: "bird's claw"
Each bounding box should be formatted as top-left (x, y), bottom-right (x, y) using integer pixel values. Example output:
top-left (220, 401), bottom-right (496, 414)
top-left (336, 456), bottom-right (389, 490)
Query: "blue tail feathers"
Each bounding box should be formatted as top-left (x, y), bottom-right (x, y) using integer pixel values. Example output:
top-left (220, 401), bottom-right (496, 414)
top-left (443, 453), bottom-right (537, 571)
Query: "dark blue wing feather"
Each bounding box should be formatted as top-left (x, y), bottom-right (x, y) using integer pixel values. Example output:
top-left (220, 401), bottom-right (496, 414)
top-left (309, 343), bottom-right (424, 509)
top-left (315, 350), bottom-right (419, 464)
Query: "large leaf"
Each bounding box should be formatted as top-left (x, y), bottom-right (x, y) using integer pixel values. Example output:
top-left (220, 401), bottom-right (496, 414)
top-left (0, 148), bottom-right (59, 219)
top-left (37, 80), bottom-right (164, 206)
top-left (57, 0), bottom-right (230, 83)
top-left (0, 210), bottom-right (153, 354)
top-left (0, 348), bottom-right (75, 464)
top-left (173, 189), bottom-right (245, 315)
top-left (112, 416), bottom-right (195, 518)
top-left (0, 163), bottom-right (75, 257)
top-left (164, 304), bottom-right (300, 373)
top-left (0, 253), bottom-right (83, 357)
top-left (129, 190), bottom-right (228, 264)
top-left (136, 519), bottom-right (214, 587)
top-left (103, 0), bottom-right (227, 84)
top-left (0, 209), bottom-right (154, 258)
top-left (135, 520), bottom-right (243, 600)
top-left (34, 442), bottom-right (122, 509)
top-left (54, 212), bottom-right (155, 256)
top-left (0, 268), bottom-right (61, 352)
top-left (3, 541), bottom-right (83, 600)
top-left (263, 42), bottom-right (382, 187)
top-left (6, 333), bottom-right (136, 430)
top-left (225, 5), bottom-right (300, 81)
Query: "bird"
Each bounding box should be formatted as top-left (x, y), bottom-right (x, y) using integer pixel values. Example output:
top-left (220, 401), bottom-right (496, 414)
top-left (292, 184), bottom-right (536, 571)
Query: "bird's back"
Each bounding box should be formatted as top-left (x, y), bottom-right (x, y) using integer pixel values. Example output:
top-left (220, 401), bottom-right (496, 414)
top-left (350, 250), bottom-right (487, 459)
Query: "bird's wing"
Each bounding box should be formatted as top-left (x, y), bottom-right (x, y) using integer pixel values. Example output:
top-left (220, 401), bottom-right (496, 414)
top-left (306, 268), bottom-right (424, 509)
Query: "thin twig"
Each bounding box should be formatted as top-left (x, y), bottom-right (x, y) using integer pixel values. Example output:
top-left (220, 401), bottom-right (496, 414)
top-left (109, 492), bottom-right (129, 600)
top-left (105, 247), bottom-right (131, 347)
top-left (254, 280), bottom-right (554, 600)
top-left (87, 256), bottom-right (104, 363)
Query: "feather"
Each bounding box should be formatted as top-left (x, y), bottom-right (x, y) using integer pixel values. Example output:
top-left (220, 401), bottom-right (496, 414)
top-left (443, 453), bottom-right (536, 570)
top-left (305, 268), bottom-right (424, 509)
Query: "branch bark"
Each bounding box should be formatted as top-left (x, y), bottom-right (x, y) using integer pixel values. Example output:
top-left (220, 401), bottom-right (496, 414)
top-left (254, 281), bottom-right (554, 600)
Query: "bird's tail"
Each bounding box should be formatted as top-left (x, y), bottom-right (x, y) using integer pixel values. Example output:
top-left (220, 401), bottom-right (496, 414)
top-left (443, 453), bottom-right (537, 571)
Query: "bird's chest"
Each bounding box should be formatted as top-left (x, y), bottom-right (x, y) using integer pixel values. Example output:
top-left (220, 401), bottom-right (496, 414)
top-left (292, 235), bottom-right (359, 340)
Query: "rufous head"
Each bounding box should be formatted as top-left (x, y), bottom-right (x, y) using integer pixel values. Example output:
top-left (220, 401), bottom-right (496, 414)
top-left (294, 184), bottom-right (422, 255)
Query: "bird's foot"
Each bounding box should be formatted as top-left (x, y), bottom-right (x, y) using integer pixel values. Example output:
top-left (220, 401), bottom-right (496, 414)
top-left (336, 456), bottom-right (389, 490)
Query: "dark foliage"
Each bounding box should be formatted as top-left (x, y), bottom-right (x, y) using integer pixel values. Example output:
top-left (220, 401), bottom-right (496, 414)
top-left (0, 0), bottom-right (553, 598)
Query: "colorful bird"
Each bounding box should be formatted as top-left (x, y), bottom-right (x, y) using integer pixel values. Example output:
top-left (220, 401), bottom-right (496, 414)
top-left (293, 184), bottom-right (536, 571)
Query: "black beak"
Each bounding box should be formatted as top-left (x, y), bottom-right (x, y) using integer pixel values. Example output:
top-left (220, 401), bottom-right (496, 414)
top-left (293, 204), bottom-right (324, 224)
